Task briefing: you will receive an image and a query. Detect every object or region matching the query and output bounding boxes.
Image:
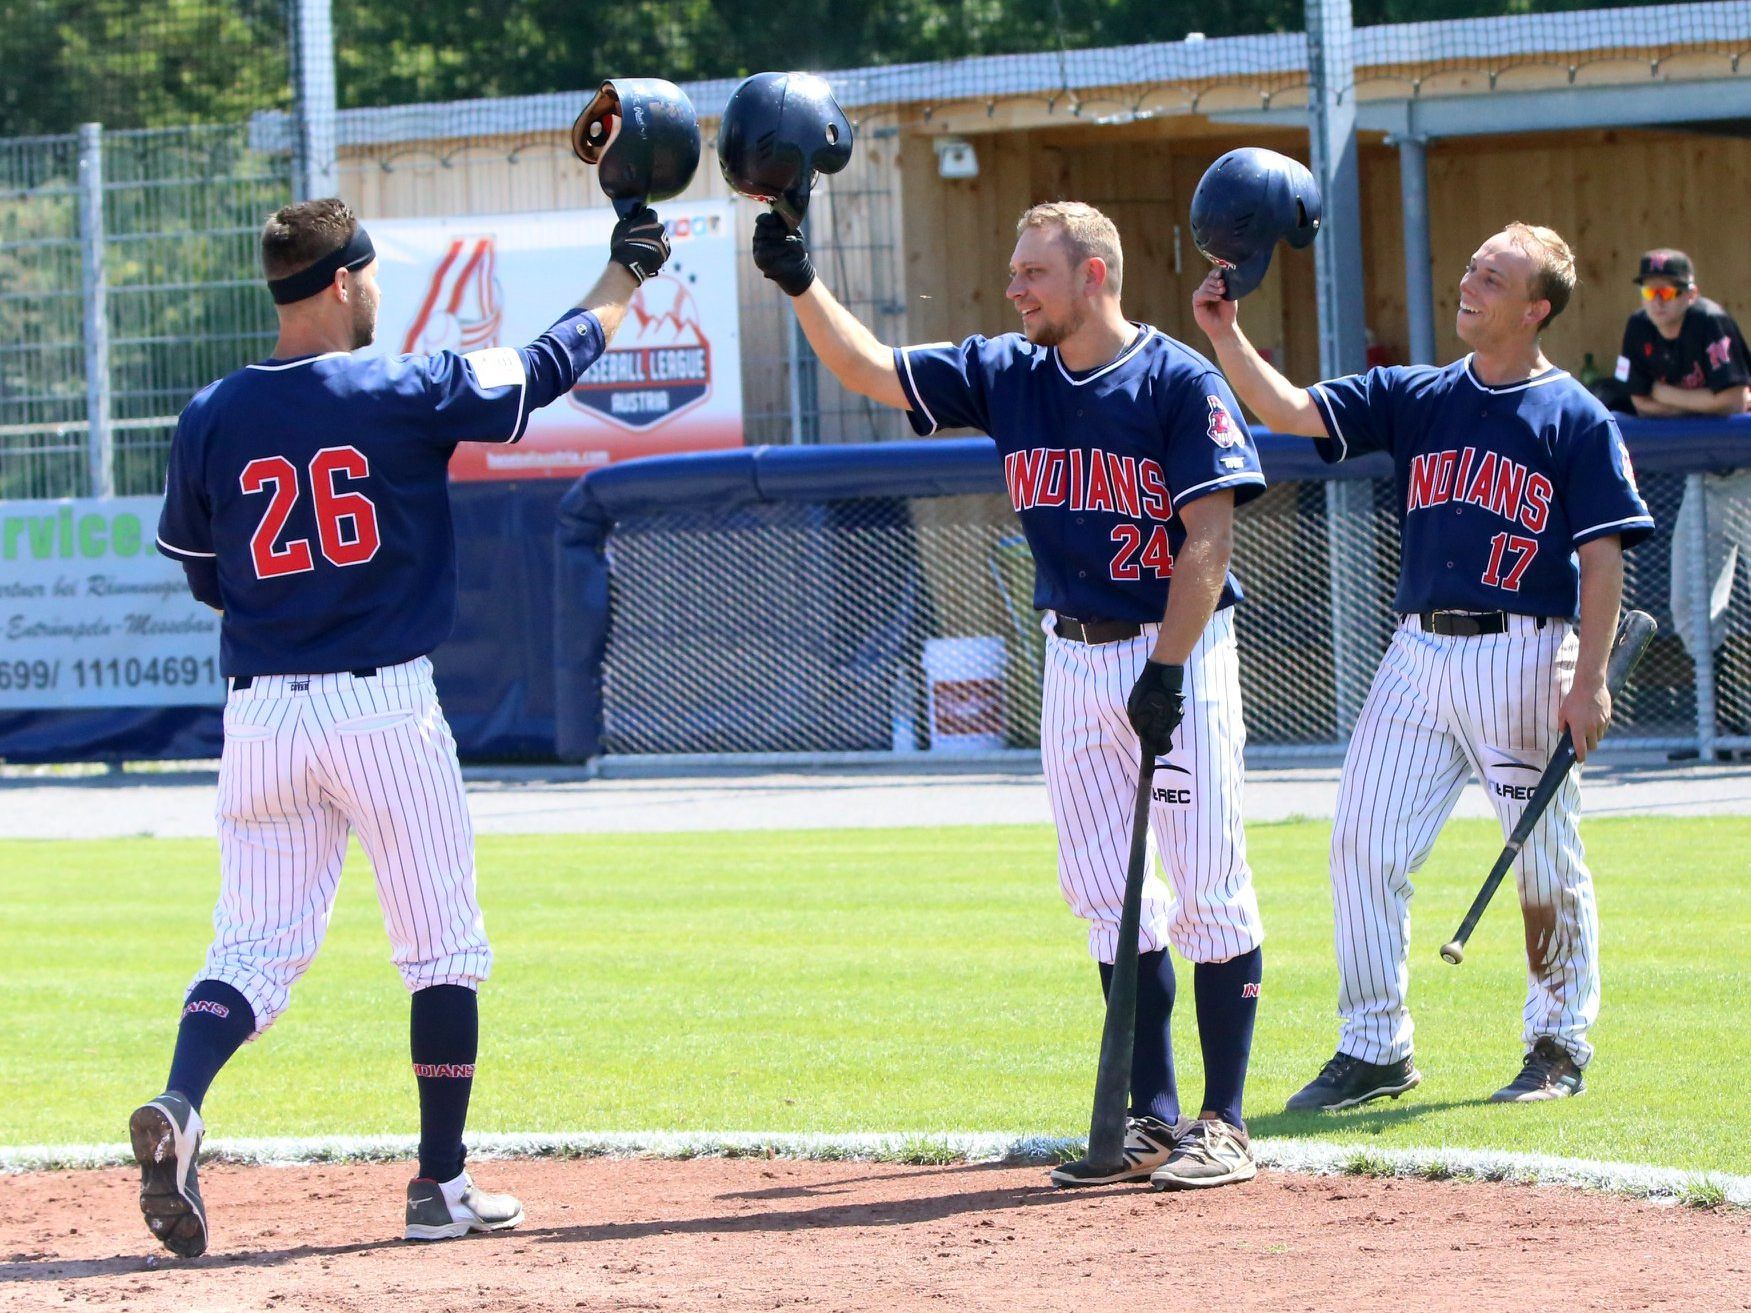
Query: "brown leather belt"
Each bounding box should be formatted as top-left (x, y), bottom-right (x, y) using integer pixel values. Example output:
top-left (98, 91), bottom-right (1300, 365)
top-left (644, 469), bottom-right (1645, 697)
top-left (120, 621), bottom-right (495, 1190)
top-left (1416, 611), bottom-right (1550, 637)
top-left (1053, 616), bottom-right (1145, 645)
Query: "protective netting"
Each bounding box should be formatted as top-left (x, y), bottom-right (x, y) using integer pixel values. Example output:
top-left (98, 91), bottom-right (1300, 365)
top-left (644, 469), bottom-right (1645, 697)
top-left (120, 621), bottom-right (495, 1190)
top-left (599, 467), bottom-right (1718, 758)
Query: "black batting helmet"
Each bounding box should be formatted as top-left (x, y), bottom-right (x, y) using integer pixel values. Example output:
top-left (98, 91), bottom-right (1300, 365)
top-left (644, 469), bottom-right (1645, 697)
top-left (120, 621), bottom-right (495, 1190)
top-left (571, 78), bottom-right (702, 218)
top-left (716, 72), bottom-right (853, 229)
top-left (1189, 148), bottom-right (1322, 301)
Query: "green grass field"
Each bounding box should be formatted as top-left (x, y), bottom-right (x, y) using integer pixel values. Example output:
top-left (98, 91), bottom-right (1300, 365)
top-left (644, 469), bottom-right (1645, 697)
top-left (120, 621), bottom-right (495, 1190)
top-left (2, 818), bottom-right (1744, 1173)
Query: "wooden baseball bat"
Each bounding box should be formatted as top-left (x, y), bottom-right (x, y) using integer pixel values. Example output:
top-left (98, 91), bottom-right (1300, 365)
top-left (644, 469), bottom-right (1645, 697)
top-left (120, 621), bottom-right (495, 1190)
top-left (1081, 754), bottom-right (1157, 1172)
top-left (1440, 609), bottom-right (1657, 965)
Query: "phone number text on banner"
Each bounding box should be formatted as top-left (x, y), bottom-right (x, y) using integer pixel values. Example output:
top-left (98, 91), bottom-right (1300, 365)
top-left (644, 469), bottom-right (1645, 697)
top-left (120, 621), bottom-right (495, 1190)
top-left (0, 496), bottom-right (223, 709)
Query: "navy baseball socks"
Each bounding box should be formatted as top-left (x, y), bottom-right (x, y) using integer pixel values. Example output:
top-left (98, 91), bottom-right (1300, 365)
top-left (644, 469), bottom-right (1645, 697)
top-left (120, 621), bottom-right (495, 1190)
top-left (403, 984), bottom-right (522, 1240)
top-left (132, 979), bottom-right (256, 1256)
top-left (164, 979), bottom-right (256, 1111)
top-left (1050, 950), bottom-right (1183, 1187)
top-left (1149, 947), bottom-right (1263, 1191)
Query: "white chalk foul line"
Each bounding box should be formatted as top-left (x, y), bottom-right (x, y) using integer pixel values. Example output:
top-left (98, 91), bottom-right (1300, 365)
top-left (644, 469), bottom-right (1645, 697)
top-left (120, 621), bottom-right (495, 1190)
top-left (4, 1131), bottom-right (1745, 1206)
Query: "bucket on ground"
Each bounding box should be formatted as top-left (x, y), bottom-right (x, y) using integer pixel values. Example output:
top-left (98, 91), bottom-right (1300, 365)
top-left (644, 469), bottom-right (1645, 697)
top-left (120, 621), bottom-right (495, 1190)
top-left (922, 636), bottom-right (1006, 752)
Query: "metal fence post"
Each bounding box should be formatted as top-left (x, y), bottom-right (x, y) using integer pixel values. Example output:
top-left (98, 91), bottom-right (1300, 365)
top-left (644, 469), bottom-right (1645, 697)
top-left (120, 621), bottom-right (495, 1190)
top-left (291, 0), bottom-right (339, 199)
top-left (1396, 134), bottom-right (1437, 367)
top-left (1683, 472), bottom-right (1719, 760)
top-left (77, 122), bottom-right (113, 499)
top-left (1307, 0), bottom-right (1373, 734)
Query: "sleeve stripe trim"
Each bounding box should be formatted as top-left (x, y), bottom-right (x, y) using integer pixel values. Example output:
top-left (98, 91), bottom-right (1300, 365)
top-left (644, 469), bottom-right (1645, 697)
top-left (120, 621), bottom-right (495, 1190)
top-left (898, 347), bottom-right (940, 435)
top-left (156, 537), bottom-right (217, 559)
top-left (1309, 383), bottom-right (1348, 460)
top-left (1572, 514), bottom-right (1655, 542)
top-left (1171, 472), bottom-right (1267, 506)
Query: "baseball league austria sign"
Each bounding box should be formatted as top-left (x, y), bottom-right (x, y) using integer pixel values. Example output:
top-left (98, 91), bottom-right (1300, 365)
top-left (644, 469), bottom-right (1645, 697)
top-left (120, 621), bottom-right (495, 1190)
top-left (365, 203), bottom-right (743, 481)
top-left (0, 496), bottom-right (223, 709)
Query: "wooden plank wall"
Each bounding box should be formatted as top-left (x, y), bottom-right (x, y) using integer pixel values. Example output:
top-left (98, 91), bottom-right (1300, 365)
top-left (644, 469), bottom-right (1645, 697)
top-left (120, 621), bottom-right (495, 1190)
top-left (900, 118), bottom-right (1751, 395)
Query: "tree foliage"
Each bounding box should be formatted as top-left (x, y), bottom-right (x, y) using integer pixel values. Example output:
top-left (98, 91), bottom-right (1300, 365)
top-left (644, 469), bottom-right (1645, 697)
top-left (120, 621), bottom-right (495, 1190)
top-left (2, 0), bottom-right (1663, 134)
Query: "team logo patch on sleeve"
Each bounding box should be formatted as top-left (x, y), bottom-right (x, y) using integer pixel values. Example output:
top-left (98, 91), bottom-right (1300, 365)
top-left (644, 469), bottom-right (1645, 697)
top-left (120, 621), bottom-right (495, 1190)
top-left (1206, 394), bottom-right (1240, 448)
top-left (1707, 335), bottom-right (1734, 370)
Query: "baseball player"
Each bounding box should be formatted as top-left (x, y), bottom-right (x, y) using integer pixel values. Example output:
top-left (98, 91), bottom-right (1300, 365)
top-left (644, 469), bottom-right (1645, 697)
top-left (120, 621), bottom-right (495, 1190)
top-left (753, 201), bottom-right (1267, 1190)
top-left (1615, 248), bottom-right (1751, 670)
top-left (1195, 222), bottom-right (1653, 1107)
top-left (133, 196), bottom-right (671, 1257)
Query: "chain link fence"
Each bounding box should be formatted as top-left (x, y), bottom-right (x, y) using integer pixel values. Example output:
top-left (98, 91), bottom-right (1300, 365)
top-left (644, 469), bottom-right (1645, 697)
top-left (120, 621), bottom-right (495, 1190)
top-left (0, 123), bottom-right (290, 499)
top-left (598, 465), bottom-right (1729, 760)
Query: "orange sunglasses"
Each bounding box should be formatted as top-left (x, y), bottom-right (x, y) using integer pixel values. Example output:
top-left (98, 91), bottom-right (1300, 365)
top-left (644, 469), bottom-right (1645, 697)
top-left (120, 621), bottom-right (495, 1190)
top-left (1640, 285), bottom-right (1689, 303)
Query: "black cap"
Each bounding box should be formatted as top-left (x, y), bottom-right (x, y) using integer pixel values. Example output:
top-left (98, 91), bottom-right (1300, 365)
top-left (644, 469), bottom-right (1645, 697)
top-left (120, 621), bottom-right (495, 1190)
top-left (1634, 249), bottom-right (1694, 285)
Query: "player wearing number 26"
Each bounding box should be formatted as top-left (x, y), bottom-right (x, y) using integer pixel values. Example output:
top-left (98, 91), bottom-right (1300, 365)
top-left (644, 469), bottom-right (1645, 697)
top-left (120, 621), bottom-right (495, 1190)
top-left (1196, 224), bottom-right (1653, 1109)
top-left (138, 197), bottom-right (670, 1257)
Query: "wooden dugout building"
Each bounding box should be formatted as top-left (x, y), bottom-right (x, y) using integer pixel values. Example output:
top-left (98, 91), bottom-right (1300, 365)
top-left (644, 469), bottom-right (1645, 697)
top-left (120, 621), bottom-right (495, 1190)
top-left (262, 3), bottom-right (1751, 438)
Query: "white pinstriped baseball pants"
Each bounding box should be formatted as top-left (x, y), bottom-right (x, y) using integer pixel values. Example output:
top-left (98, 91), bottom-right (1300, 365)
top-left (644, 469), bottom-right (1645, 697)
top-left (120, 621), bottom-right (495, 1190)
top-left (198, 657), bottom-right (491, 1034)
top-left (1040, 606), bottom-right (1264, 966)
top-left (1331, 615), bottom-right (1597, 1067)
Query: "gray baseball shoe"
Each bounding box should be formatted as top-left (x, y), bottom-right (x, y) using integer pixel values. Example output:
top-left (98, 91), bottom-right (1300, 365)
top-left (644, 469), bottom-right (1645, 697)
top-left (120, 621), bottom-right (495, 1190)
top-left (1149, 1117), bottom-right (1257, 1191)
top-left (129, 1092), bottom-right (208, 1258)
top-left (404, 1172), bottom-right (525, 1240)
top-left (1491, 1038), bottom-right (1586, 1102)
top-left (1049, 1115), bottom-right (1180, 1187)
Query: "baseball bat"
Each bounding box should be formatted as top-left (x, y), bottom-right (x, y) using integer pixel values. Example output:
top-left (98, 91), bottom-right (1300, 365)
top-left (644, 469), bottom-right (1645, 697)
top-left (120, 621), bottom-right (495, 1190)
top-left (1439, 609), bottom-right (1657, 965)
top-left (1082, 754), bottom-right (1156, 1173)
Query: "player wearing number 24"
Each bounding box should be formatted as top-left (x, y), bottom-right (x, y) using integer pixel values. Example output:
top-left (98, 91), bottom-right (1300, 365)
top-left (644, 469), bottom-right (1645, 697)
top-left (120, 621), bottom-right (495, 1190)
top-left (137, 197), bottom-right (670, 1257)
top-left (1196, 223), bottom-right (1653, 1109)
top-left (756, 201), bottom-right (1269, 1190)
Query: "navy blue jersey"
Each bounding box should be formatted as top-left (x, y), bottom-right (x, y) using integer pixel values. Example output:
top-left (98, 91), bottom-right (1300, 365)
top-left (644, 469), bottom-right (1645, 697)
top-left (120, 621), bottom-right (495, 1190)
top-left (158, 309), bottom-right (605, 676)
top-left (1310, 358), bottom-right (1654, 618)
top-left (895, 327), bottom-right (1266, 622)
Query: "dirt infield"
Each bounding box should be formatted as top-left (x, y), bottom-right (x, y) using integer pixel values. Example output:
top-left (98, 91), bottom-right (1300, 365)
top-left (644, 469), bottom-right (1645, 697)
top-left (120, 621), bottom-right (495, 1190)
top-left (2, 1159), bottom-right (1745, 1312)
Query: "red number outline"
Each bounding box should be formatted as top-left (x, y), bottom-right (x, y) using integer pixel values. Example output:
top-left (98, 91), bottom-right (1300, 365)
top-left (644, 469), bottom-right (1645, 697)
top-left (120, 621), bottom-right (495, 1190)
top-left (310, 446), bottom-right (381, 567)
top-left (1109, 524), bottom-right (1174, 583)
top-left (239, 447), bottom-right (381, 581)
top-left (240, 456), bottom-right (314, 578)
top-left (1481, 532), bottom-right (1539, 591)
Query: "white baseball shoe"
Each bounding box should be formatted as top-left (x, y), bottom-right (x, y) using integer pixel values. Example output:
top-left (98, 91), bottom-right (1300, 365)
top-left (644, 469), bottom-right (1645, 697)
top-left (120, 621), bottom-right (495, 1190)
top-left (1049, 1115), bottom-right (1180, 1187)
top-left (1149, 1117), bottom-right (1257, 1191)
top-left (404, 1171), bottom-right (525, 1240)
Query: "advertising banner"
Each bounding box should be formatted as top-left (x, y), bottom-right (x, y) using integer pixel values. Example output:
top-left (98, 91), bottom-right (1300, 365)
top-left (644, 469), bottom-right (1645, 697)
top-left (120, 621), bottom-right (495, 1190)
top-left (0, 496), bottom-right (223, 709)
top-left (366, 203), bottom-right (743, 481)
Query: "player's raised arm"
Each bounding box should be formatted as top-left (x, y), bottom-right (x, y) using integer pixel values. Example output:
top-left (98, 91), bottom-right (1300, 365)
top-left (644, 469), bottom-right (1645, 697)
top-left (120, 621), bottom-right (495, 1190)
top-left (752, 213), bottom-right (908, 410)
top-left (578, 207), bottom-right (670, 343)
top-left (1192, 270), bottom-right (1324, 437)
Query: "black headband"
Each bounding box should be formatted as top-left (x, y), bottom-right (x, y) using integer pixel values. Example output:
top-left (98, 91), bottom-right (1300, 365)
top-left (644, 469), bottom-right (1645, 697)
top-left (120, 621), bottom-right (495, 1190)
top-left (266, 225), bottom-right (376, 305)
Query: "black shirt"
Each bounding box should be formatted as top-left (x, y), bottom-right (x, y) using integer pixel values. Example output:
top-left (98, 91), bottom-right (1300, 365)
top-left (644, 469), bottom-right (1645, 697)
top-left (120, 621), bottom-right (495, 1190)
top-left (1617, 297), bottom-right (1751, 397)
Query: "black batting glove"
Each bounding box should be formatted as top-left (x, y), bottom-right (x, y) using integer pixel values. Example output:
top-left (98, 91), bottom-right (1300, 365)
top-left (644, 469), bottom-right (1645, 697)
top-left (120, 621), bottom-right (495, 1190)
top-left (610, 206), bottom-right (670, 284)
top-left (752, 210), bottom-right (816, 297)
top-left (1127, 661), bottom-right (1186, 758)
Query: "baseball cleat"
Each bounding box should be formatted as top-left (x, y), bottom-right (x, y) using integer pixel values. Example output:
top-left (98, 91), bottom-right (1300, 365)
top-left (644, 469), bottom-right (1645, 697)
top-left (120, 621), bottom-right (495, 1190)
top-left (404, 1171), bottom-right (525, 1240)
top-left (129, 1092), bottom-right (208, 1258)
top-left (1149, 1117), bottom-right (1256, 1191)
top-left (1284, 1052), bottom-right (1422, 1112)
top-left (1049, 1115), bottom-right (1180, 1187)
top-left (1288, 1057), bottom-right (1421, 1113)
top-left (1490, 1038), bottom-right (1586, 1102)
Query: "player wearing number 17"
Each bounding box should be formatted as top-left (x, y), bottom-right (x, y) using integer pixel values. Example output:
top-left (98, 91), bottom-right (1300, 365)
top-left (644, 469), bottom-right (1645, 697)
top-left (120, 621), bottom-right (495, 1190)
top-left (138, 197), bottom-right (672, 1257)
top-left (1194, 222), bottom-right (1653, 1108)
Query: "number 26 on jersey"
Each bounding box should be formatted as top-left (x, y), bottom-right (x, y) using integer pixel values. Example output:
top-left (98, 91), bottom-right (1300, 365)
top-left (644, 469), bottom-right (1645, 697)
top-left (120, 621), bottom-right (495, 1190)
top-left (241, 446), bottom-right (381, 580)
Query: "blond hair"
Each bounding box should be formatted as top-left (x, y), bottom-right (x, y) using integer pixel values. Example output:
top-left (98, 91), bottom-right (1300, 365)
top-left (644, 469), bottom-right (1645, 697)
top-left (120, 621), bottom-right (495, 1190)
top-left (1017, 202), bottom-right (1123, 296)
top-left (1502, 221), bottom-right (1576, 330)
